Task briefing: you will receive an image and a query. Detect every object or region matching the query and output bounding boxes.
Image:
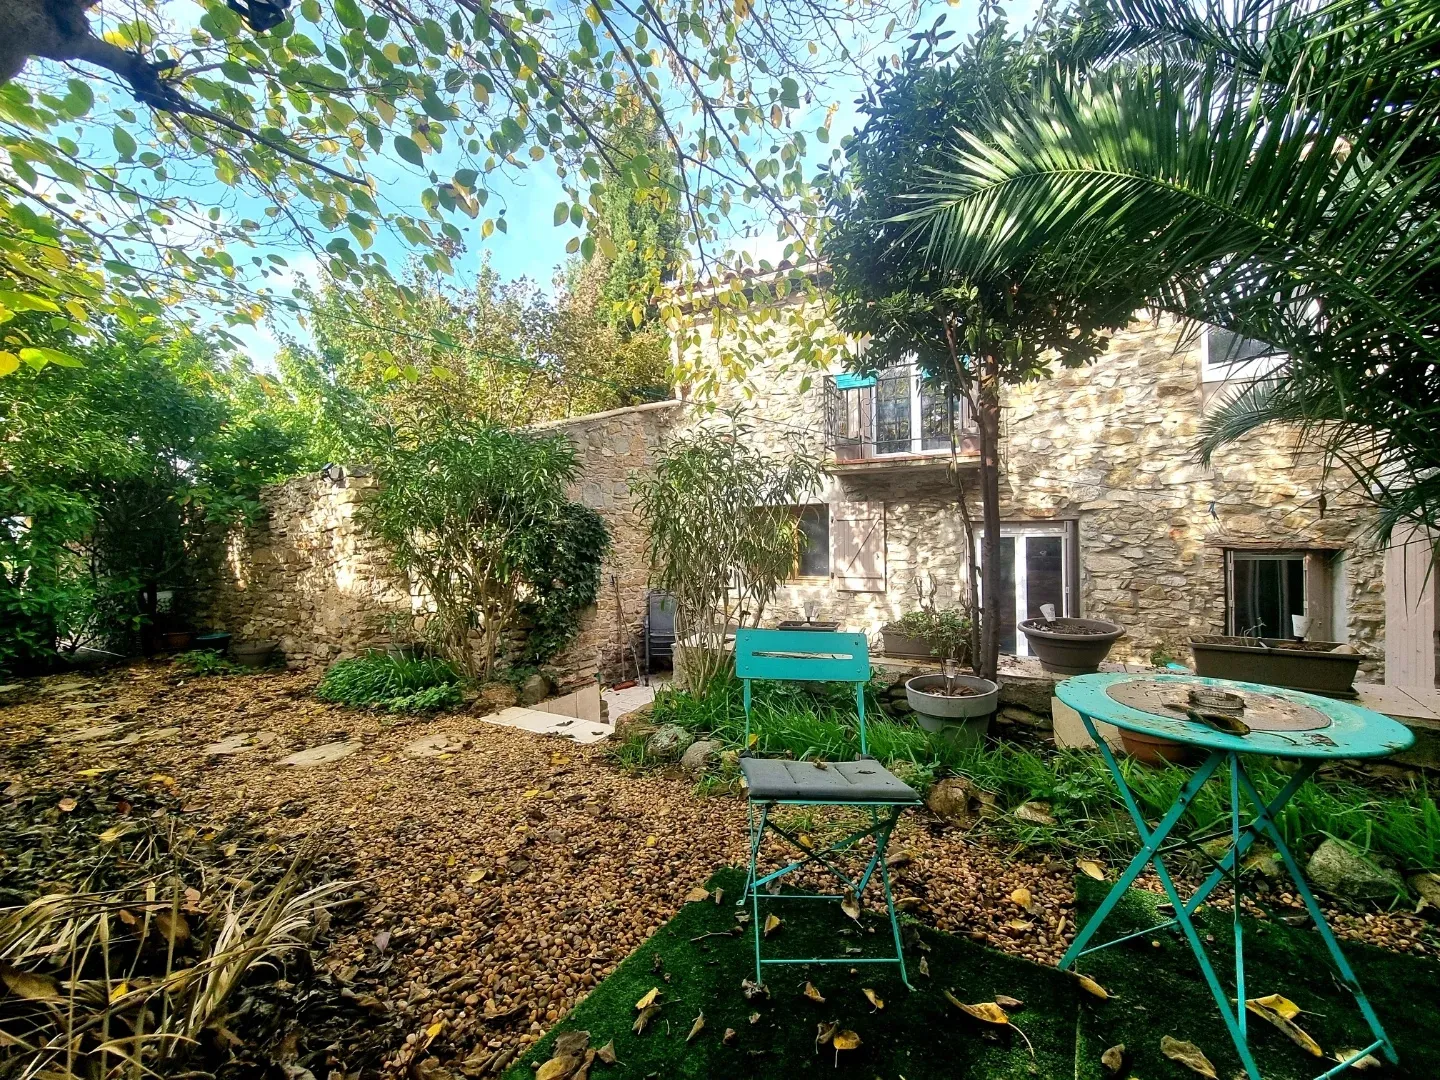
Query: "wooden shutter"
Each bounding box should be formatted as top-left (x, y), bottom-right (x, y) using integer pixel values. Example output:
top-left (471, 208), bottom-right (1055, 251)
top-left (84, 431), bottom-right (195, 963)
top-left (831, 502), bottom-right (886, 592)
top-left (1385, 525), bottom-right (1436, 688)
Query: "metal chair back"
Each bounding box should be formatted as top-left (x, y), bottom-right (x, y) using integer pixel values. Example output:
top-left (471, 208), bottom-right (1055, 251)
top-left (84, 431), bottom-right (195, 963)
top-left (734, 628), bottom-right (872, 755)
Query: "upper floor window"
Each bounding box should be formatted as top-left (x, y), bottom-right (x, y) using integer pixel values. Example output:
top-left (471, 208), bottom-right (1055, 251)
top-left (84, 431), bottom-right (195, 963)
top-left (824, 362), bottom-right (973, 461)
top-left (1201, 327), bottom-right (1286, 383)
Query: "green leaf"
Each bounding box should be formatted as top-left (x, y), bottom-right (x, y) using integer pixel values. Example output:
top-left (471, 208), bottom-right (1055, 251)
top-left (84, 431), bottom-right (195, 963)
top-left (554, 201), bottom-right (569, 226)
top-left (0, 351), bottom-right (18, 377)
top-left (113, 128), bottom-right (137, 161)
top-left (333, 0), bottom-right (365, 31)
top-left (18, 347), bottom-right (84, 370)
top-left (779, 77), bottom-right (800, 109)
top-left (394, 135), bottom-right (424, 166)
top-left (63, 79), bottom-right (94, 117)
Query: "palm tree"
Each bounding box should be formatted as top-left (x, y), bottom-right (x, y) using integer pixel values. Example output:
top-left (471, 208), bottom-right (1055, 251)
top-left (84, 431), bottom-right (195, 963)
top-left (904, 0), bottom-right (1440, 542)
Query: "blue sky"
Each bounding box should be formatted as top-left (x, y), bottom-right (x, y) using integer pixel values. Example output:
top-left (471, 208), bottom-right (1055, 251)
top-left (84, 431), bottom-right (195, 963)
top-left (222, 0), bottom-right (1042, 366)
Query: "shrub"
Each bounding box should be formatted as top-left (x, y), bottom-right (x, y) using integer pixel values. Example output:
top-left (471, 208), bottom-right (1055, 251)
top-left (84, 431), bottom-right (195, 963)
top-left (888, 608), bottom-right (972, 664)
top-left (173, 649), bottom-right (247, 676)
top-left (315, 652), bottom-right (462, 713)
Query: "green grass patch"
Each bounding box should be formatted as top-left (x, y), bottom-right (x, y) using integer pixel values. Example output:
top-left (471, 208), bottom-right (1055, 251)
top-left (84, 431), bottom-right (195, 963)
top-left (647, 678), bottom-right (1440, 873)
top-left (1072, 877), bottom-right (1440, 1079)
top-left (314, 651), bottom-right (462, 713)
top-left (173, 649), bottom-right (251, 676)
top-left (503, 867), bottom-right (1086, 1080)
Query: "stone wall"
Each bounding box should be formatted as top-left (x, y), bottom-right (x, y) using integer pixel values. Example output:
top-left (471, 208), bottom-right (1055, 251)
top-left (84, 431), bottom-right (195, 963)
top-left (196, 401), bottom-right (685, 688)
top-left (683, 310), bottom-right (1388, 678)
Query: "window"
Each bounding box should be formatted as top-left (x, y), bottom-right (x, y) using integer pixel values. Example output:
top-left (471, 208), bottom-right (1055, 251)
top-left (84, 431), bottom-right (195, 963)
top-left (825, 362), bottom-right (967, 459)
top-left (792, 505), bottom-right (830, 579)
top-left (1201, 327), bottom-right (1285, 383)
top-left (975, 523), bottom-right (1077, 656)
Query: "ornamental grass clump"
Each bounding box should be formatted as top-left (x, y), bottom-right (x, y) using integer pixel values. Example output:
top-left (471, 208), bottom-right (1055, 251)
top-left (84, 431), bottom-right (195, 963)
top-left (315, 651), bottom-right (463, 713)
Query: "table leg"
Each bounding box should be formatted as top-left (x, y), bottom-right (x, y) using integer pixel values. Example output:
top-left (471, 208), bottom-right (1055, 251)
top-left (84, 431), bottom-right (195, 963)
top-left (1233, 761), bottom-right (1398, 1066)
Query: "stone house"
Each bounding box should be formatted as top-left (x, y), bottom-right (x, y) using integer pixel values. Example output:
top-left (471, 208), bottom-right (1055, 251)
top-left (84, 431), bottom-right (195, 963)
top-left (680, 301), bottom-right (1438, 688)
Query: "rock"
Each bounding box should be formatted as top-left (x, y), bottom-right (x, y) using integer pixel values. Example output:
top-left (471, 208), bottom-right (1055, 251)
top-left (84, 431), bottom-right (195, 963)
top-left (645, 724), bottom-right (694, 760)
top-left (926, 776), bottom-right (997, 829)
top-left (279, 740), bottom-right (359, 768)
top-left (1409, 871), bottom-right (1440, 914)
top-left (996, 675), bottom-right (1057, 714)
top-left (1306, 839), bottom-right (1406, 904)
top-left (403, 733), bottom-right (467, 759)
top-left (1014, 800), bottom-right (1057, 826)
top-left (680, 739), bottom-right (720, 775)
top-left (518, 674), bottom-right (552, 707)
top-left (613, 701), bottom-right (656, 742)
top-left (1000, 706), bottom-right (1052, 731)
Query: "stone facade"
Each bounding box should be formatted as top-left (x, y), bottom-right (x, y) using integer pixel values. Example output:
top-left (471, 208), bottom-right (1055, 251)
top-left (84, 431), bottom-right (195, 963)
top-left (195, 403), bottom-right (684, 688)
top-left (683, 310), bottom-right (1388, 679)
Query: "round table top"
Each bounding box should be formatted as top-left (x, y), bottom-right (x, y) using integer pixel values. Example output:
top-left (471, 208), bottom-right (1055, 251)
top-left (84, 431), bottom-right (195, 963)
top-left (1055, 672), bottom-right (1415, 760)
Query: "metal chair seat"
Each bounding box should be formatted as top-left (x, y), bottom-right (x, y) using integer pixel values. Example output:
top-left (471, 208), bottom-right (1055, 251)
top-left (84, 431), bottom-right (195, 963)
top-left (740, 757), bottom-right (921, 803)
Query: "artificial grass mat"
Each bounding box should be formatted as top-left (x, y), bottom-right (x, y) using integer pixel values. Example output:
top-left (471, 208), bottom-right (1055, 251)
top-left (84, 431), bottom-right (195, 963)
top-left (1070, 876), bottom-right (1439, 1080)
top-left (503, 866), bottom-right (1087, 1079)
top-left (504, 867), bottom-right (1438, 1079)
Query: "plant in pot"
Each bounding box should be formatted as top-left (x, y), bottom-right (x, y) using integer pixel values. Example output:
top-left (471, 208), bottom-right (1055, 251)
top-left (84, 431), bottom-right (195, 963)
top-left (383, 611), bottom-right (422, 662)
top-left (897, 609), bottom-right (997, 749)
top-left (1019, 606), bottom-right (1126, 675)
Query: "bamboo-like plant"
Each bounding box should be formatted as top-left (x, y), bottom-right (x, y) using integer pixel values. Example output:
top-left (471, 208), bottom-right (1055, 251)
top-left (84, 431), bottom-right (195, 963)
top-left (632, 423), bottom-right (822, 692)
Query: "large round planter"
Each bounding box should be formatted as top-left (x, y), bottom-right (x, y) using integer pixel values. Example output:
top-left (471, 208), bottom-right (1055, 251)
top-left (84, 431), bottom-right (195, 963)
top-left (905, 674), bottom-right (998, 750)
top-left (194, 631), bottom-right (232, 652)
top-left (881, 627), bottom-right (937, 660)
top-left (1018, 618), bottom-right (1125, 676)
top-left (386, 643), bottom-right (422, 662)
top-left (162, 630), bottom-right (194, 651)
top-left (231, 639), bottom-right (279, 668)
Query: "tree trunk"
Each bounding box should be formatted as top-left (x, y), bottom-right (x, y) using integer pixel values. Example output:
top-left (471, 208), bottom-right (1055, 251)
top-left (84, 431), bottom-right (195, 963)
top-left (977, 352), bottom-right (1003, 682)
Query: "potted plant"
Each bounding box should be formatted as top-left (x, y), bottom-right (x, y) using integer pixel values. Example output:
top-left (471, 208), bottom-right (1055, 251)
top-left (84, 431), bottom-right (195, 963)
top-left (1019, 616), bottom-right (1125, 675)
top-left (383, 611), bottom-right (422, 662)
top-left (881, 608), bottom-right (973, 664)
top-left (1189, 635), bottom-right (1361, 697)
top-left (776, 601), bottom-right (840, 632)
top-left (905, 661), bottom-right (999, 749)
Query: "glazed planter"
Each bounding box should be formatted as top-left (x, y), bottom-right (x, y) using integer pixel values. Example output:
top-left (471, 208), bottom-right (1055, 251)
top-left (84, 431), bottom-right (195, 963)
top-left (905, 673), bottom-right (999, 750)
top-left (1019, 618), bottom-right (1125, 676)
top-left (881, 626), bottom-right (938, 660)
top-left (193, 631), bottom-right (232, 652)
top-left (231, 639), bottom-right (279, 668)
top-left (1189, 636), bottom-right (1361, 698)
top-left (775, 620), bottom-right (841, 632)
top-left (386, 643), bottom-right (422, 662)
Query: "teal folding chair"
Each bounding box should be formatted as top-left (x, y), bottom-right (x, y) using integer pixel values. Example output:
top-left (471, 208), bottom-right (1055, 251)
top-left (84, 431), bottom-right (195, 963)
top-left (735, 628), bottom-right (922, 989)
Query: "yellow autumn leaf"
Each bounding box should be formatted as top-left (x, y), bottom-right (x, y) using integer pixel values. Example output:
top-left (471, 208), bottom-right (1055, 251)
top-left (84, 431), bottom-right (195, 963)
top-left (683, 886), bottom-right (710, 903)
top-left (1077, 859), bottom-right (1107, 881)
top-left (832, 1029), bottom-right (861, 1050)
top-left (1248, 993), bottom-right (1301, 1021)
top-left (797, 832), bottom-right (813, 850)
top-left (762, 913), bottom-right (781, 937)
top-left (523, 789), bottom-right (539, 798)
top-left (644, 835), bottom-right (657, 847)
top-left (1245, 997), bottom-right (1323, 1057)
top-left (1076, 974), bottom-right (1110, 1000)
top-left (863, 987), bottom-right (884, 1011)
top-left (1010, 886), bottom-right (1032, 908)
top-left (945, 992), bottom-right (1011, 1025)
top-left (109, 981), bottom-right (130, 1003)
top-left (635, 987), bottom-right (660, 1010)
top-left (803, 981), bottom-right (825, 1003)
top-left (98, 823), bottom-right (135, 843)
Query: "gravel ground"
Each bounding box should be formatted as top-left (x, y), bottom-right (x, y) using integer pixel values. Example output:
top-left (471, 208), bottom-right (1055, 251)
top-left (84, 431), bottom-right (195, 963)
top-left (2, 660), bottom-right (1434, 1077)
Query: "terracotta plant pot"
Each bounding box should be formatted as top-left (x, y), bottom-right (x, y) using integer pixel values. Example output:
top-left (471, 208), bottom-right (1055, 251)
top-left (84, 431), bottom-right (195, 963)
top-left (162, 630), bottom-right (194, 651)
top-left (1189, 636), bottom-right (1361, 698)
top-left (1018, 618), bottom-right (1125, 676)
top-left (1119, 729), bottom-right (1195, 766)
top-left (905, 674), bottom-right (999, 750)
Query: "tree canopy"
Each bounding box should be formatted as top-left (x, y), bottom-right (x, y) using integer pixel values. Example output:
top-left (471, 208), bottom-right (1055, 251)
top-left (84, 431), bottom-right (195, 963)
top-left (1, 0), bottom-right (923, 376)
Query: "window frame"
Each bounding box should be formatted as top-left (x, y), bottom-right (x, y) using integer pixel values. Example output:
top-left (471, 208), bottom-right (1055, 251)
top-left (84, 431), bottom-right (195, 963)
top-left (788, 503), bottom-right (831, 582)
top-left (974, 521), bottom-right (1078, 658)
top-left (1200, 326), bottom-right (1286, 384)
top-left (1225, 549), bottom-right (1308, 638)
top-left (867, 361), bottom-right (961, 458)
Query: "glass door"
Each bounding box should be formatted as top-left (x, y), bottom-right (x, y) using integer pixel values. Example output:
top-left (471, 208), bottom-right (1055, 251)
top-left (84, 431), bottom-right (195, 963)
top-left (976, 524), bottom-right (1071, 657)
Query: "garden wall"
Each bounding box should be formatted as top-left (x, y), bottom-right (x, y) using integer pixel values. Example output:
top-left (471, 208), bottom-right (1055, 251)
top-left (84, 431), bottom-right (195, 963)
top-left (194, 400), bottom-right (685, 689)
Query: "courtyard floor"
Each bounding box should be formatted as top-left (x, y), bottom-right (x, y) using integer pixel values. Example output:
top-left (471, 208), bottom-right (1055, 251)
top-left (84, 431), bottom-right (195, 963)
top-left (1, 661), bottom-right (1435, 1078)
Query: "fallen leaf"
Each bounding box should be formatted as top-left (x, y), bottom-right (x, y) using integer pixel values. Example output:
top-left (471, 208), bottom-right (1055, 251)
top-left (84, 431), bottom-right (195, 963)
top-left (523, 789), bottom-right (539, 798)
top-left (995, 994), bottom-right (1024, 1011)
top-left (553, 1030), bottom-right (590, 1057)
top-left (722, 1027), bottom-right (736, 1045)
top-left (713, 888), bottom-right (724, 905)
top-left (535, 1056), bottom-right (577, 1080)
top-left (683, 886), bottom-right (710, 903)
top-left (155, 910), bottom-right (189, 944)
top-left (109, 980), bottom-right (130, 1003)
top-left (945, 993), bottom-right (1011, 1025)
top-left (1245, 997), bottom-right (1323, 1057)
top-left (1161, 1036), bottom-right (1217, 1078)
top-left (1010, 886), bottom-right (1033, 910)
top-left (1, 965), bottom-right (61, 1001)
top-left (886, 849), bottom-right (913, 868)
top-left (762, 913), bottom-right (781, 937)
top-left (373, 929), bottom-right (391, 952)
top-left (1333, 1049), bottom-right (1381, 1070)
top-left (863, 987), bottom-right (884, 1011)
top-left (98, 822), bottom-right (135, 843)
top-left (632, 1006), bottom-right (661, 1034)
top-left (634, 987), bottom-right (660, 1010)
top-left (1247, 993), bottom-right (1300, 1021)
top-left (594, 1041), bottom-right (617, 1065)
top-left (740, 978), bottom-right (768, 1000)
top-left (1078, 859), bottom-right (1107, 881)
top-left (918, 956), bottom-right (930, 978)
top-left (797, 832), bottom-right (813, 850)
top-left (686, 1011), bottom-right (705, 1042)
top-left (1006, 918), bottom-right (1033, 931)
top-left (58, 797), bottom-right (77, 812)
top-left (1100, 1043), bottom-right (1126, 1076)
top-left (832, 1030), bottom-right (862, 1051)
top-left (150, 774), bottom-right (176, 787)
top-left (840, 892), bottom-right (861, 923)
top-left (1014, 800), bottom-right (1056, 826)
top-left (749, 1011), bottom-right (761, 1024)
top-left (803, 981), bottom-right (825, 1003)
top-left (644, 835), bottom-right (657, 848)
top-left (1076, 974), bottom-right (1110, 1000)
top-left (815, 1020), bottom-right (838, 1048)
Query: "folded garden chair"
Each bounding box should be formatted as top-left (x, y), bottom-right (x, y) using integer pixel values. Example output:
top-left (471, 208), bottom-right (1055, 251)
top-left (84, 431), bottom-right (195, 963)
top-left (735, 627), bottom-right (922, 989)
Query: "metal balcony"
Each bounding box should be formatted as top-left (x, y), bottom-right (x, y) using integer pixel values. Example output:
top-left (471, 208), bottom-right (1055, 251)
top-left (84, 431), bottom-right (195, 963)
top-left (823, 364), bottom-right (978, 472)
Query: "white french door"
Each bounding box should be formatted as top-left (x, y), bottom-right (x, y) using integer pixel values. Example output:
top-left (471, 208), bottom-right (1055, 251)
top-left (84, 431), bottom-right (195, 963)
top-left (975, 523), bottom-right (1073, 657)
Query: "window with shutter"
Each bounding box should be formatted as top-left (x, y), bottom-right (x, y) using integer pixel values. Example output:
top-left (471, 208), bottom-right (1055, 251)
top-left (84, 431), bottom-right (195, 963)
top-left (830, 502), bottom-right (886, 592)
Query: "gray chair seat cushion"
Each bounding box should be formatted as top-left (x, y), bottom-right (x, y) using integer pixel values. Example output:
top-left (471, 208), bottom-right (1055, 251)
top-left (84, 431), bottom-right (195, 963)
top-left (740, 758), bottom-right (921, 803)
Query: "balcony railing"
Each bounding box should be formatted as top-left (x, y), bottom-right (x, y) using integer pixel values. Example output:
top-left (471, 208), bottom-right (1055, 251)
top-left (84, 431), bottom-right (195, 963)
top-left (823, 364), bottom-right (977, 465)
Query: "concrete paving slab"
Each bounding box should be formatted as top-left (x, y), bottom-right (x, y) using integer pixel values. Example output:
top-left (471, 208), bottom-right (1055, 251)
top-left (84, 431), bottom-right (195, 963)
top-left (477, 706), bottom-right (611, 744)
top-left (279, 740), bottom-right (358, 767)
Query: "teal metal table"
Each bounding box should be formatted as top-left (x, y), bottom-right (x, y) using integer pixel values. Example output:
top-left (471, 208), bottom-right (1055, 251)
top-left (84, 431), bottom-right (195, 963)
top-left (1055, 672), bottom-right (1415, 1080)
